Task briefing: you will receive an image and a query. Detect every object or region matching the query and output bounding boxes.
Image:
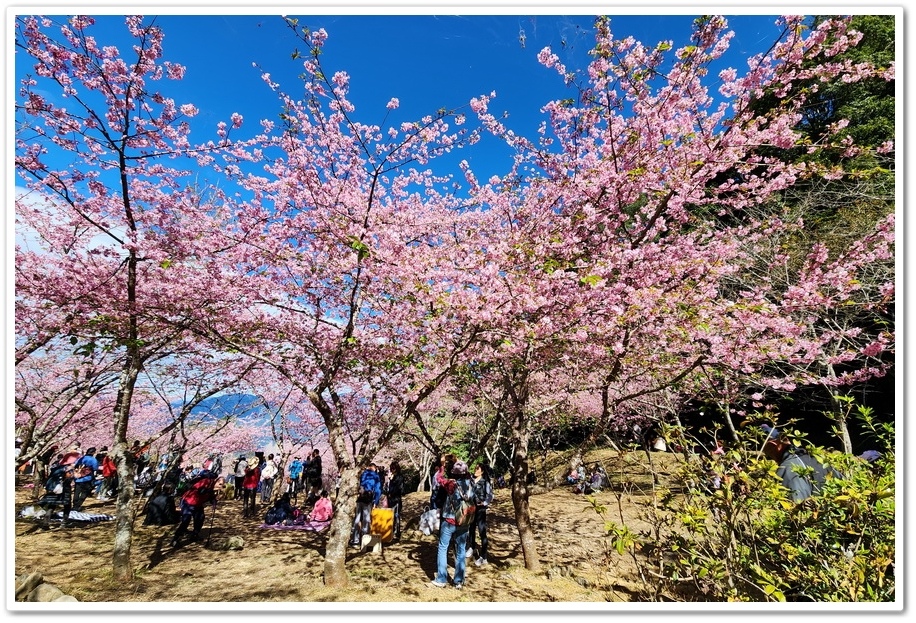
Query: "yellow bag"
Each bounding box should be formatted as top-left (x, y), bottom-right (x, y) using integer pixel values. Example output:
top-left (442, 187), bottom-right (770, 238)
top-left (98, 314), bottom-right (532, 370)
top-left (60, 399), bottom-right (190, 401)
top-left (370, 507), bottom-right (394, 543)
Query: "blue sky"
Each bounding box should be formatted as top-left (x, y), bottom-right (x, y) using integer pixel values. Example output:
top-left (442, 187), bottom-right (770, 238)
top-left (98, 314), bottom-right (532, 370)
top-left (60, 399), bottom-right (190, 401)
top-left (14, 11), bottom-right (796, 184)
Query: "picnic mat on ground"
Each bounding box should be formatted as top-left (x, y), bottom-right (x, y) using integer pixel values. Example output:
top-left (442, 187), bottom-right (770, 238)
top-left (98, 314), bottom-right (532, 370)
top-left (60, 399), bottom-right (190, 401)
top-left (53, 510), bottom-right (115, 522)
top-left (258, 520), bottom-right (330, 532)
top-left (18, 506), bottom-right (114, 523)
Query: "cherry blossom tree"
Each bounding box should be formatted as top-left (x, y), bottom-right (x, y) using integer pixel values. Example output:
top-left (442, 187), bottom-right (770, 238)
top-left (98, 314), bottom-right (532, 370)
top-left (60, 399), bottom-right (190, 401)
top-left (14, 12), bottom-right (893, 589)
top-left (448, 15), bottom-right (895, 570)
top-left (14, 15), bottom-right (252, 580)
top-left (192, 19), bottom-right (490, 586)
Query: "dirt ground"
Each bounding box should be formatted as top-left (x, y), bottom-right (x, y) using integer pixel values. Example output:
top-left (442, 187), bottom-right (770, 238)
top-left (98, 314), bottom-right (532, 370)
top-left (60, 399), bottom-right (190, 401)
top-left (13, 449), bottom-right (677, 606)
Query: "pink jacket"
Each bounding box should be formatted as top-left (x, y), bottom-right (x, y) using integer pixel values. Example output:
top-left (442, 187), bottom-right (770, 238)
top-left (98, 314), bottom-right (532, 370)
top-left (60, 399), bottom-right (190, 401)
top-left (309, 497), bottom-right (333, 522)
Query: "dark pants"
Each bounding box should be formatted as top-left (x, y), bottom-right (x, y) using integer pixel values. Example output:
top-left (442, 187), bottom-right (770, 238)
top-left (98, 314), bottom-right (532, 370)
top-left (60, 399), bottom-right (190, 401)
top-left (468, 507), bottom-right (489, 560)
top-left (242, 487), bottom-right (257, 516)
top-left (173, 500), bottom-right (205, 543)
top-left (234, 476), bottom-right (244, 499)
top-left (388, 496), bottom-right (402, 539)
top-left (72, 479), bottom-right (94, 511)
top-left (39, 482), bottom-right (72, 527)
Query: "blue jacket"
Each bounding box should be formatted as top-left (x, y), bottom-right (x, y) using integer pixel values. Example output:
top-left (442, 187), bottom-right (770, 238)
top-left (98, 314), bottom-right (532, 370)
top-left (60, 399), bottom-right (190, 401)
top-left (74, 455), bottom-right (99, 484)
top-left (359, 468), bottom-right (382, 505)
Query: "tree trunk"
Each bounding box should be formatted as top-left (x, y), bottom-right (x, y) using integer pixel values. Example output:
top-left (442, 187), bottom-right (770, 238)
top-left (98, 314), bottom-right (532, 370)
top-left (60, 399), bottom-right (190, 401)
top-left (720, 400), bottom-right (738, 443)
top-left (826, 365), bottom-right (853, 454)
top-left (508, 399), bottom-right (539, 571)
top-left (110, 245), bottom-right (142, 582)
top-left (110, 358), bottom-right (141, 582)
top-left (322, 465), bottom-right (359, 588)
top-left (111, 444), bottom-right (138, 582)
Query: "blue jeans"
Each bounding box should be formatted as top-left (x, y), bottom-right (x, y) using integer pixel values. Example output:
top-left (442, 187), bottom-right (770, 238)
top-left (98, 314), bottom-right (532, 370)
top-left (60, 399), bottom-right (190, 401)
top-left (351, 501), bottom-right (372, 543)
top-left (435, 520), bottom-right (469, 585)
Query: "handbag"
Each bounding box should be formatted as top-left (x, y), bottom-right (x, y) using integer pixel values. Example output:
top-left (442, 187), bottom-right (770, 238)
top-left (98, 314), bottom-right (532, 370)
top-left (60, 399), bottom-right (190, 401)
top-left (418, 507), bottom-right (440, 536)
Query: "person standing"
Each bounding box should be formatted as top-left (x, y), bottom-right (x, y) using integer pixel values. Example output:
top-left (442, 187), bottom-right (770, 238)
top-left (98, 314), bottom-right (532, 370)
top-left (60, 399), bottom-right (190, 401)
top-left (170, 470), bottom-right (218, 547)
top-left (467, 462), bottom-right (494, 566)
top-left (233, 455), bottom-right (247, 500)
top-left (306, 449), bottom-right (323, 490)
top-left (99, 450), bottom-right (118, 500)
top-left (260, 453), bottom-right (279, 504)
top-left (31, 444), bottom-right (59, 501)
top-left (71, 447), bottom-right (99, 512)
top-left (430, 460), bottom-right (475, 590)
top-left (350, 463), bottom-right (382, 547)
top-left (386, 461), bottom-right (404, 541)
top-left (288, 456), bottom-right (304, 502)
top-left (386, 460), bottom-right (405, 541)
top-left (241, 458), bottom-right (261, 517)
top-left (430, 453), bottom-right (456, 514)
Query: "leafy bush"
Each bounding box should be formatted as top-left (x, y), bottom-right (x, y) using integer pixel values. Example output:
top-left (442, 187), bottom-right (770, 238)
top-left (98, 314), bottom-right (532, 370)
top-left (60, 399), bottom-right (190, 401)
top-left (597, 409), bottom-right (895, 601)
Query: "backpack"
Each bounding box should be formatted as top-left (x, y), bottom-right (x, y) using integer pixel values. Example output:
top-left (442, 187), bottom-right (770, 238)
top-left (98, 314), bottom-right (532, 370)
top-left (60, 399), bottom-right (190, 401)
top-left (264, 506), bottom-right (286, 525)
top-left (450, 480), bottom-right (476, 528)
top-left (357, 483), bottom-right (373, 504)
top-left (45, 469), bottom-right (65, 495)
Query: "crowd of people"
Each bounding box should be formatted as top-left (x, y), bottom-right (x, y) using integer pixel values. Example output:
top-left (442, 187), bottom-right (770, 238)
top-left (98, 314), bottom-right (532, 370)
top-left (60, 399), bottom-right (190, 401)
top-left (22, 425), bottom-right (866, 592)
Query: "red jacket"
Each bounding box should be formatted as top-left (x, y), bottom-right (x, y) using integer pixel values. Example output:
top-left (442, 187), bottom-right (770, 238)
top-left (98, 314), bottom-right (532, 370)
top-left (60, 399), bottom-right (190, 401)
top-left (242, 465), bottom-right (261, 490)
top-left (182, 476), bottom-right (216, 507)
top-left (101, 455), bottom-right (117, 478)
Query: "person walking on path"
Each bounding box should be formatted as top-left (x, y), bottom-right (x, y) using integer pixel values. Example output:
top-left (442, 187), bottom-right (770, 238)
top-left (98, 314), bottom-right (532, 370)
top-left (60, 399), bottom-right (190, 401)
top-left (430, 460), bottom-right (475, 590)
top-left (467, 462), bottom-right (494, 566)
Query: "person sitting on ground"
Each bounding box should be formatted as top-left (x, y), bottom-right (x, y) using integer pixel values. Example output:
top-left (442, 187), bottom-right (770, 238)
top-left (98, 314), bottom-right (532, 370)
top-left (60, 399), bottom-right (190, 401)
top-left (566, 466), bottom-right (584, 486)
top-left (264, 492), bottom-right (295, 525)
top-left (308, 489), bottom-right (333, 523)
top-left (588, 463), bottom-right (607, 491)
top-left (761, 428), bottom-right (839, 503)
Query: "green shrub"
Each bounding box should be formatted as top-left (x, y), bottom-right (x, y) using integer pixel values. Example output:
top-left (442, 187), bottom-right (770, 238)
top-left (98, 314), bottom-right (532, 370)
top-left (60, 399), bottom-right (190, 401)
top-left (598, 412), bottom-right (895, 602)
